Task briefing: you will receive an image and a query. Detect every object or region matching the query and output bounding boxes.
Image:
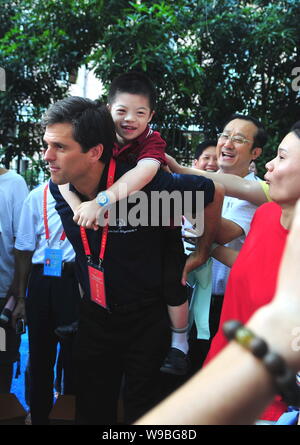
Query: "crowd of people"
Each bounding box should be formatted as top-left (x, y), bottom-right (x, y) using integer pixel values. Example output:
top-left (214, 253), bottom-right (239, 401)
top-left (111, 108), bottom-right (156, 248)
top-left (0, 71), bottom-right (299, 426)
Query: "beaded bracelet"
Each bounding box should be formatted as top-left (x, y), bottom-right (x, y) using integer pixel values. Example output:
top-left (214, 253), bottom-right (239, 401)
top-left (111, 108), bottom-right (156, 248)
top-left (223, 320), bottom-right (300, 407)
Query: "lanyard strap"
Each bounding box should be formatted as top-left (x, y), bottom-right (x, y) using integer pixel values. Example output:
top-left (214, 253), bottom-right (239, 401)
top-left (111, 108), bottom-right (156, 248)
top-left (43, 183), bottom-right (66, 242)
top-left (80, 158), bottom-right (116, 265)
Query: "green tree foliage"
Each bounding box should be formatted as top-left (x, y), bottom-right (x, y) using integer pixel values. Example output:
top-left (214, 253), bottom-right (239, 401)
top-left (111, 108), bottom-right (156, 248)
top-left (88, 0), bottom-right (300, 169)
top-left (192, 0), bottom-right (300, 173)
top-left (0, 0), bottom-right (105, 168)
top-left (1, 0), bottom-right (300, 175)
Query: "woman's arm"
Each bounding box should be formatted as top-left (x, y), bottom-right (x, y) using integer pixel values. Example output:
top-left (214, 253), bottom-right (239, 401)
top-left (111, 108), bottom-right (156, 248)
top-left (135, 199), bottom-right (300, 425)
top-left (136, 330), bottom-right (276, 425)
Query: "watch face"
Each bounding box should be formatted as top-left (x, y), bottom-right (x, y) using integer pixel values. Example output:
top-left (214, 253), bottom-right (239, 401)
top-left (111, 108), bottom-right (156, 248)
top-left (98, 193), bottom-right (109, 206)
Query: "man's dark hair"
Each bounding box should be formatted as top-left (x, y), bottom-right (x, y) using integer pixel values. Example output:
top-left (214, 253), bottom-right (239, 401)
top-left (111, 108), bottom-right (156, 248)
top-left (222, 113), bottom-right (268, 150)
top-left (290, 121), bottom-right (300, 140)
top-left (194, 139), bottom-right (217, 160)
top-left (108, 71), bottom-right (156, 111)
top-left (41, 96), bottom-right (116, 163)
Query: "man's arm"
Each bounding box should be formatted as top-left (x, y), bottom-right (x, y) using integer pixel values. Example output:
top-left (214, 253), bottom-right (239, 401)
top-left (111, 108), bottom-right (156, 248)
top-left (211, 244), bottom-right (239, 268)
top-left (9, 175), bottom-right (29, 326)
top-left (215, 217), bottom-right (244, 245)
top-left (181, 182), bottom-right (224, 285)
top-left (166, 154), bottom-right (268, 206)
top-left (183, 225), bottom-right (240, 268)
top-left (184, 217), bottom-right (245, 250)
top-left (11, 249), bottom-right (34, 327)
top-left (150, 169), bottom-right (223, 284)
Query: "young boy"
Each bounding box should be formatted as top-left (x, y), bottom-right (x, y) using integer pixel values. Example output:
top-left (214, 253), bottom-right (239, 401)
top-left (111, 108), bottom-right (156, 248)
top-left (60, 72), bottom-right (189, 374)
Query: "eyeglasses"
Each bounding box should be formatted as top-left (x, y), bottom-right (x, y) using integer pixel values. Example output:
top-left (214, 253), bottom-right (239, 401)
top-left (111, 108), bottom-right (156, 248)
top-left (217, 133), bottom-right (252, 145)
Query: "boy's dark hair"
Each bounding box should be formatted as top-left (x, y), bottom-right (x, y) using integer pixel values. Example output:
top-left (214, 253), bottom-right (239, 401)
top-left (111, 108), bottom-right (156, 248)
top-left (41, 96), bottom-right (116, 163)
top-left (222, 113), bottom-right (268, 150)
top-left (290, 121), bottom-right (300, 140)
top-left (108, 71), bottom-right (156, 111)
top-left (194, 139), bottom-right (217, 160)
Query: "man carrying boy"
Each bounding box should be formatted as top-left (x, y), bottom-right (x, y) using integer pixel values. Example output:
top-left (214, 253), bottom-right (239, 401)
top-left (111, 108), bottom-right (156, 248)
top-left (62, 72), bottom-right (193, 375)
top-left (44, 95), bottom-right (223, 424)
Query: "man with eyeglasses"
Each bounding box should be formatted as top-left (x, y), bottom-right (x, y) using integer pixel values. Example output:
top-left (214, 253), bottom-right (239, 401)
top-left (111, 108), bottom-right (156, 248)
top-left (187, 114), bottom-right (268, 374)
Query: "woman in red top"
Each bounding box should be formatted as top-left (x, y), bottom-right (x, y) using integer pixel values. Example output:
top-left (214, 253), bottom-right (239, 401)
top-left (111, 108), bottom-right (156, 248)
top-left (205, 121), bottom-right (300, 422)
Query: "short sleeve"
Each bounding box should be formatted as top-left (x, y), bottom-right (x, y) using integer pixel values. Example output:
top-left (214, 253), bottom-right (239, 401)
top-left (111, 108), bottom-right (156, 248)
top-left (136, 130), bottom-right (167, 165)
top-left (259, 180), bottom-right (271, 202)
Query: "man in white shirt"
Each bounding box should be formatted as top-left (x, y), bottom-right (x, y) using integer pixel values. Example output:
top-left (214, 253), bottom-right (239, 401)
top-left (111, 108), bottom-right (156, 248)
top-left (0, 167), bottom-right (28, 392)
top-left (188, 114), bottom-right (268, 373)
top-left (14, 182), bottom-right (81, 425)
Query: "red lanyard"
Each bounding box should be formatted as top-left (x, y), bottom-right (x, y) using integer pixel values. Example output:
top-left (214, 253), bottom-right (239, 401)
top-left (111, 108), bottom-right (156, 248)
top-left (80, 158), bottom-right (116, 266)
top-left (43, 183), bottom-right (66, 243)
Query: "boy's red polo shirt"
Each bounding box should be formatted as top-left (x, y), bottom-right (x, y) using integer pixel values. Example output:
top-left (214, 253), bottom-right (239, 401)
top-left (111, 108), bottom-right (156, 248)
top-left (113, 126), bottom-right (167, 165)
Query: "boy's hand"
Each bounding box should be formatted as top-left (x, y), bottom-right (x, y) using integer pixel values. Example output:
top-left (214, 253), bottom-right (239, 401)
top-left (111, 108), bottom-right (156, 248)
top-left (73, 200), bottom-right (101, 230)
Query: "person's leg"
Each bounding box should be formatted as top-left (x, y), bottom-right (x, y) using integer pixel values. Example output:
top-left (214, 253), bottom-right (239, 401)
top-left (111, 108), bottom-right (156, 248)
top-left (24, 357), bottom-right (31, 405)
top-left (0, 300), bottom-right (21, 393)
top-left (75, 357), bottom-right (123, 425)
top-left (209, 294), bottom-right (224, 338)
top-left (123, 301), bottom-right (170, 424)
top-left (54, 347), bottom-right (63, 396)
top-left (187, 322), bottom-right (211, 377)
top-left (26, 270), bottom-right (58, 425)
top-left (58, 338), bottom-right (73, 394)
top-left (26, 320), bottom-right (57, 424)
top-left (52, 264), bottom-right (81, 395)
top-left (73, 300), bottom-right (123, 425)
top-left (187, 294), bottom-right (225, 378)
top-left (0, 363), bottom-right (13, 393)
top-left (161, 227), bottom-right (190, 374)
top-left (167, 301), bottom-right (189, 354)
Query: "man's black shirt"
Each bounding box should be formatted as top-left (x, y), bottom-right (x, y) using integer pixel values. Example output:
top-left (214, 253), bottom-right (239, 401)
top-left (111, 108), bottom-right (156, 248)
top-left (50, 162), bottom-right (215, 308)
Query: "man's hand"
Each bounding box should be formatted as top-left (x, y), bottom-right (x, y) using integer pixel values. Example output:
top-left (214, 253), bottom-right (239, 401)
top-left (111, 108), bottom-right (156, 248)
top-left (181, 245), bottom-right (210, 286)
top-left (11, 298), bottom-right (26, 329)
top-left (182, 226), bottom-right (198, 251)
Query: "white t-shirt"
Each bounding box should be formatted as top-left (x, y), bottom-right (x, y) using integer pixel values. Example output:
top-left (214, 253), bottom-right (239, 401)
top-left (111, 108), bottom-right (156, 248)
top-left (0, 170), bottom-right (28, 298)
top-left (212, 172), bottom-right (260, 295)
top-left (15, 182), bottom-right (76, 264)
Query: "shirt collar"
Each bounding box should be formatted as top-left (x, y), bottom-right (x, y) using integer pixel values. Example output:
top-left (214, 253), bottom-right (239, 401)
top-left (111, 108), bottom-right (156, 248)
top-left (116, 125), bottom-right (152, 152)
top-left (68, 163), bottom-right (109, 201)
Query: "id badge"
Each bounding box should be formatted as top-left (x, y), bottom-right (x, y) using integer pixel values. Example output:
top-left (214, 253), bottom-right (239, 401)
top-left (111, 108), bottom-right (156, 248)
top-left (88, 263), bottom-right (108, 309)
top-left (43, 248), bottom-right (63, 277)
